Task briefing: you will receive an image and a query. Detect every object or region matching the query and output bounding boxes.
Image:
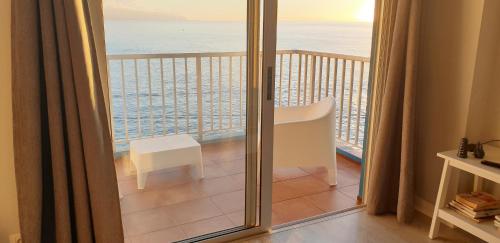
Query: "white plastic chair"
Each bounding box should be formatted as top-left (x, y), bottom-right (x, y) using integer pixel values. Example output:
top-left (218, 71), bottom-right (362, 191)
top-left (273, 96), bottom-right (337, 185)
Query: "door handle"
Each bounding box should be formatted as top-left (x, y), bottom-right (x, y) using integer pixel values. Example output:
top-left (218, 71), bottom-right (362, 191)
top-left (266, 66), bottom-right (273, 101)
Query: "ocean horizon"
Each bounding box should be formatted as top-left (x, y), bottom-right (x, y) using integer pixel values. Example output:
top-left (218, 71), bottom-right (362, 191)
top-left (105, 20), bottom-right (373, 56)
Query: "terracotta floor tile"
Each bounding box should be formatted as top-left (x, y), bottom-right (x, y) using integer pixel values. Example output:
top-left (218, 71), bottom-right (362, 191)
top-left (165, 198), bottom-right (223, 225)
top-left (273, 167), bottom-right (309, 182)
top-left (120, 189), bottom-right (169, 214)
top-left (120, 170), bottom-right (196, 197)
top-left (272, 198), bottom-right (324, 223)
top-left (180, 215), bottom-right (235, 238)
top-left (311, 169), bottom-right (359, 188)
top-left (230, 173), bottom-right (246, 189)
top-left (226, 210), bottom-right (245, 226)
top-left (141, 168), bottom-right (198, 190)
top-left (338, 154), bottom-right (362, 169)
top-left (338, 167), bottom-right (361, 180)
top-left (210, 190), bottom-right (245, 214)
top-left (279, 176), bottom-right (331, 196)
top-left (336, 170), bottom-right (361, 188)
top-left (299, 166), bottom-right (327, 175)
top-left (203, 163), bottom-right (230, 179)
top-left (118, 179), bottom-right (141, 197)
top-left (122, 206), bottom-right (176, 236)
top-left (272, 181), bottom-right (300, 203)
top-left (195, 176), bottom-right (243, 196)
top-left (202, 141), bottom-right (245, 164)
top-left (157, 182), bottom-right (206, 205)
top-left (304, 189), bottom-right (357, 212)
top-left (216, 160), bottom-right (246, 175)
top-left (134, 226), bottom-right (186, 243)
top-left (339, 160), bottom-right (362, 176)
top-left (338, 184), bottom-right (360, 200)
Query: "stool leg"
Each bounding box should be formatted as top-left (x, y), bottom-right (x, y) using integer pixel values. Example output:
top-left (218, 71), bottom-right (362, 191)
top-left (429, 160), bottom-right (452, 239)
top-left (191, 149), bottom-right (204, 179)
top-left (137, 171), bottom-right (148, 190)
top-left (197, 150), bottom-right (204, 178)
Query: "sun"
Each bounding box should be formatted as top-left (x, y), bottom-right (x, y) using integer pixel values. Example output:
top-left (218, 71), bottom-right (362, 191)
top-left (356, 0), bottom-right (375, 22)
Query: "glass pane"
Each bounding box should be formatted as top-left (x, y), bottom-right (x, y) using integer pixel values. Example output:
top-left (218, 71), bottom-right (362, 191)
top-left (271, 0), bottom-right (375, 226)
top-left (103, 1), bottom-right (257, 241)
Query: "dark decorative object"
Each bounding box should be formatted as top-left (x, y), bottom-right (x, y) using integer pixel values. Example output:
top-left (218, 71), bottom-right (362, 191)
top-left (458, 138), bottom-right (469, 158)
top-left (481, 160), bottom-right (500, 169)
top-left (458, 138), bottom-right (500, 159)
top-left (474, 142), bottom-right (485, 159)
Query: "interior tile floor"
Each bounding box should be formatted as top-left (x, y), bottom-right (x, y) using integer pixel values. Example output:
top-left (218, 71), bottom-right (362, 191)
top-left (241, 209), bottom-right (482, 243)
top-left (117, 139), bottom-right (361, 242)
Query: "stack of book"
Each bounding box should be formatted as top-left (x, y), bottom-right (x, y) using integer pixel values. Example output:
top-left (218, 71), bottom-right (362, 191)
top-left (448, 192), bottom-right (500, 223)
top-left (495, 215), bottom-right (500, 229)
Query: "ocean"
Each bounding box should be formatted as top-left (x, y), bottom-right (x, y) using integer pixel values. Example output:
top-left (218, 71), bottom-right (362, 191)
top-left (105, 20), bottom-right (373, 56)
top-left (104, 20), bottom-right (373, 152)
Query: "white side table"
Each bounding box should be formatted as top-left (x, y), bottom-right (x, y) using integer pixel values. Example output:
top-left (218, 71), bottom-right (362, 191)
top-left (429, 146), bottom-right (500, 242)
top-left (130, 134), bottom-right (204, 189)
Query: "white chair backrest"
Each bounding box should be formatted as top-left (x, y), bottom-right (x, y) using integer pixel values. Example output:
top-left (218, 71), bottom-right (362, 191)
top-left (275, 96), bottom-right (335, 124)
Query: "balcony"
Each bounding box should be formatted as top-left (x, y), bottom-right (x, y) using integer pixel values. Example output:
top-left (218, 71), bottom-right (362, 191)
top-left (107, 49), bottom-right (370, 158)
top-left (108, 50), bottom-right (369, 241)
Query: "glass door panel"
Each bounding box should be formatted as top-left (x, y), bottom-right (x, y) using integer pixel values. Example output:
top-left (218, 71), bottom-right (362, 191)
top-left (102, 0), bottom-right (276, 241)
top-left (271, 0), bottom-right (374, 226)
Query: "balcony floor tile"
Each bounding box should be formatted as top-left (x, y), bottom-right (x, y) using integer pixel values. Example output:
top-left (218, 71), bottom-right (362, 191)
top-left (117, 140), bottom-right (361, 241)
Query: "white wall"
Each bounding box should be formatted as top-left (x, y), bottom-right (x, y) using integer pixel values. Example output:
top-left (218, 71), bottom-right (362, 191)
top-left (0, 0), bottom-right (20, 242)
top-left (415, 0), bottom-right (500, 205)
top-left (415, 0), bottom-right (484, 203)
top-left (466, 0), bottom-right (500, 144)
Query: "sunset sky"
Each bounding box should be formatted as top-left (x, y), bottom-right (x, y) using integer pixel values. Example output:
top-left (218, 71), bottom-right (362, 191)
top-left (104, 0), bottom-right (375, 22)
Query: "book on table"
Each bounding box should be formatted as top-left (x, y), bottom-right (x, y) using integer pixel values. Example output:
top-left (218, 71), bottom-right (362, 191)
top-left (447, 192), bottom-right (500, 223)
top-left (448, 200), bottom-right (500, 218)
top-left (495, 220), bottom-right (500, 228)
top-left (455, 192), bottom-right (500, 211)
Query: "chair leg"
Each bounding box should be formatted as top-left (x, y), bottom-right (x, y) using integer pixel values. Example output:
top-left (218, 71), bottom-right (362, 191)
top-left (327, 167), bottom-right (337, 186)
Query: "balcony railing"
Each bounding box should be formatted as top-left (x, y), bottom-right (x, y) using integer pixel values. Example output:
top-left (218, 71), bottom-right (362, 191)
top-left (107, 50), bottom-right (370, 153)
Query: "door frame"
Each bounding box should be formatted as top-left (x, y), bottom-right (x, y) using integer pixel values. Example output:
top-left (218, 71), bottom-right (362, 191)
top-left (359, 0), bottom-right (386, 202)
top-left (359, 0), bottom-right (383, 201)
top-left (258, 0), bottom-right (278, 231)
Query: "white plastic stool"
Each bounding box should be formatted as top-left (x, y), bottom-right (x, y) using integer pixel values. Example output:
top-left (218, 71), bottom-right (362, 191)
top-left (130, 134), bottom-right (204, 189)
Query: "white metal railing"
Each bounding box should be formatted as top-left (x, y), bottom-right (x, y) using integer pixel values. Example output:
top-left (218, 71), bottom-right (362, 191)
top-left (107, 50), bottom-right (370, 153)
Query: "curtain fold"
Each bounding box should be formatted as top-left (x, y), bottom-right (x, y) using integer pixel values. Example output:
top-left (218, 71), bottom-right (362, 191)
top-left (12, 0), bottom-right (124, 242)
top-left (366, 0), bottom-right (421, 223)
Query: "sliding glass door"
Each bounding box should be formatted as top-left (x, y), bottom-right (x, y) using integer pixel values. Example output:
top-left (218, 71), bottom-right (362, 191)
top-left (104, 0), bottom-right (277, 241)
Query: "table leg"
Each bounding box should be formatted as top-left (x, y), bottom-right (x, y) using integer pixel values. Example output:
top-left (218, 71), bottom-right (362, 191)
top-left (137, 171), bottom-right (148, 190)
top-left (192, 149), bottom-right (204, 178)
top-left (198, 151), bottom-right (205, 178)
top-left (429, 159), bottom-right (453, 239)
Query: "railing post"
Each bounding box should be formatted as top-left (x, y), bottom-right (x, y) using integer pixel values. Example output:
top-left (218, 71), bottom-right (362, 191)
top-left (196, 56), bottom-right (204, 140)
top-left (310, 55), bottom-right (316, 103)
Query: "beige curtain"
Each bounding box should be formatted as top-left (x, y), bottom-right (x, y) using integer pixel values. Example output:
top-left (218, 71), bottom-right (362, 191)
top-left (12, 0), bottom-right (123, 242)
top-left (366, 0), bottom-right (421, 223)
